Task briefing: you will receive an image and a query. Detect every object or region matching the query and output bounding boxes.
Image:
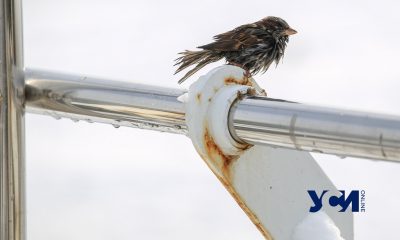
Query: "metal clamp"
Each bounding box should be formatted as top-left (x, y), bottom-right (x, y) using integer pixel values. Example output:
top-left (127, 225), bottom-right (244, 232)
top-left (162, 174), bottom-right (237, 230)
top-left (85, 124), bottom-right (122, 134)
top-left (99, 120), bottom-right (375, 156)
top-left (184, 66), bottom-right (254, 179)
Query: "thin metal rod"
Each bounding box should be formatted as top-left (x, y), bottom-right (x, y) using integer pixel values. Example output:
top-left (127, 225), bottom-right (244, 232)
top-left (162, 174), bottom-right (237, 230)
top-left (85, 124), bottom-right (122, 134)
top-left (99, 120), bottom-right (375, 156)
top-left (0, 0), bottom-right (25, 239)
top-left (231, 96), bottom-right (400, 162)
top-left (24, 69), bottom-right (400, 162)
top-left (24, 69), bottom-right (187, 134)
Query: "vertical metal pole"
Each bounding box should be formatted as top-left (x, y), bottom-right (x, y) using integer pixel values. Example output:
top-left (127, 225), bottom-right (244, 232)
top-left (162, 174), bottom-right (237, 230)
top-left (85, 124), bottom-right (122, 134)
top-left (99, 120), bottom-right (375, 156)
top-left (0, 0), bottom-right (25, 239)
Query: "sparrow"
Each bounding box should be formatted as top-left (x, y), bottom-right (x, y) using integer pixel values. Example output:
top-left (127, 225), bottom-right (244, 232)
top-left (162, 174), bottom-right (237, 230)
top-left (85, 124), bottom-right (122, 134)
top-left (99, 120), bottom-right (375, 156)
top-left (174, 16), bottom-right (297, 84)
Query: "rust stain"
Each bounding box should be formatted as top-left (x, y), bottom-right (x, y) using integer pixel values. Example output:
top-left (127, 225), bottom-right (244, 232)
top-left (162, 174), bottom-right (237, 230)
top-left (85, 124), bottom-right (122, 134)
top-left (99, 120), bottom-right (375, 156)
top-left (199, 132), bottom-right (271, 239)
top-left (235, 87), bottom-right (257, 102)
top-left (196, 93), bottom-right (202, 102)
top-left (200, 158), bottom-right (273, 239)
top-left (204, 127), bottom-right (237, 180)
top-left (236, 90), bottom-right (244, 101)
top-left (190, 70), bottom-right (270, 238)
top-left (224, 75), bottom-right (252, 86)
top-left (246, 87), bottom-right (257, 96)
top-left (217, 174), bottom-right (273, 240)
top-left (200, 124), bottom-right (268, 238)
top-left (203, 125), bottom-right (252, 180)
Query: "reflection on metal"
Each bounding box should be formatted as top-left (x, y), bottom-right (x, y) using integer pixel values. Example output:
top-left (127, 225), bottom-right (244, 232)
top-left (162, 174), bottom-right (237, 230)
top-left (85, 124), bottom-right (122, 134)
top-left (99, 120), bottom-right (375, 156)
top-left (25, 69), bottom-right (187, 134)
top-left (231, 96), bottom-right (400, 162)
top-left (25, 68), bottom-right (400, 162)
top-left (1, 0), bottom-right (398, 238)
top-left (0, 0), bottom-right (25, 240)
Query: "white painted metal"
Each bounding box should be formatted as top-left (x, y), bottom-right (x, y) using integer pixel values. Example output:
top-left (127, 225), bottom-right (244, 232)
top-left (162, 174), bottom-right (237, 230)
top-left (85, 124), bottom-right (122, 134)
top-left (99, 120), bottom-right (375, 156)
top-left (184, 66), bottom-right (253, 176)
top-left (184, 66), bottom-right (353, 240)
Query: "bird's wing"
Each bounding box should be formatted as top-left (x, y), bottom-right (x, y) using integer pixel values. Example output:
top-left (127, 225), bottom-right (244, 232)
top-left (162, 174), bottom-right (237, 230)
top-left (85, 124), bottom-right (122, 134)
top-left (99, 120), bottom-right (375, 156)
top-left (198, 23), bottom-right (263, 52)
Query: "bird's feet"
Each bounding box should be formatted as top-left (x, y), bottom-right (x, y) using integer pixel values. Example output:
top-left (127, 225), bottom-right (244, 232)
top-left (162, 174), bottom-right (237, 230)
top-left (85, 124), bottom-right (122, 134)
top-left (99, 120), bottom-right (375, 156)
top-left (244, 70), bottom-right (252, 79)
top-left (244, 75), bottom-right (268, 97)
top-left (258, 88), bottom-right (268, 96)
top-left (226, 63), bottom-right (267, 96)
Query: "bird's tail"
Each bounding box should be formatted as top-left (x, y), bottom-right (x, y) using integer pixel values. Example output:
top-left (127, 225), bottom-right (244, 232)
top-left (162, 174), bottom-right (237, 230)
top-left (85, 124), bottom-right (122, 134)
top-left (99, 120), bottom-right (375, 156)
top-left (174, 50), bottom-right (222, 84)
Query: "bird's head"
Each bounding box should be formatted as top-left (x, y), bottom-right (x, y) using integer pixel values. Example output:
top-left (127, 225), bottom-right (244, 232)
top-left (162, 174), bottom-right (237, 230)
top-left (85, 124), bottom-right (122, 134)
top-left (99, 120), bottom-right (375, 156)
top-left (263, 16), bottom-right (297, 40)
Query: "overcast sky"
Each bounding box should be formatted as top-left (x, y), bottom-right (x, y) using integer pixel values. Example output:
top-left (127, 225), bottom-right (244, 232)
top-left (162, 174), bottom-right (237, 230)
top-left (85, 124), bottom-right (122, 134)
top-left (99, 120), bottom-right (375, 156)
top-left (24, 0), bottom-right (400, 239)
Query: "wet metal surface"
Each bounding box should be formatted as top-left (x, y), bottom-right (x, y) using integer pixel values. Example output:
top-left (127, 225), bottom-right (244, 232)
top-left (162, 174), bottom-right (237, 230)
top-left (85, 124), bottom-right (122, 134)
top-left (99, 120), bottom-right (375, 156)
top-left (25, 69), bottom-right (187, 134)
top-left (24, 69), bottom-right (400, 162)
top-left (231, 95), bottom-right (400, 162)
top-left (0, 0), bottom-right (26, 239)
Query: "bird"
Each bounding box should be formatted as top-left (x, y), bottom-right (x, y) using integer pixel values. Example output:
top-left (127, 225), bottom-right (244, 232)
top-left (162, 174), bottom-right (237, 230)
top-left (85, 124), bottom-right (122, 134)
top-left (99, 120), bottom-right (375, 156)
top-left (174, 16), bottom-right (297, 84)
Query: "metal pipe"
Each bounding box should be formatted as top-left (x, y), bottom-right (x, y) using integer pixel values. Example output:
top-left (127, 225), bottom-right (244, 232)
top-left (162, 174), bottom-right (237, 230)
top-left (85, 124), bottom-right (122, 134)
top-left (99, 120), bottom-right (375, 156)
top-left (24, 69), bottom-right (400, 162)
top-left (231, 96), bottom-right (400, 162)
top-left (24, 69), bottom-right (187, 134)
top-left (0, 0), bottom-right (25, 239)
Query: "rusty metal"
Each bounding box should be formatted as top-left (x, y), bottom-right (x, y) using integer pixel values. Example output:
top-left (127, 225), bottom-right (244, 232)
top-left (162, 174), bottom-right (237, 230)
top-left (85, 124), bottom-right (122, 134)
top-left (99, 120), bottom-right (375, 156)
top-left (183, 66), bottom-right (274, 238)
top-left (183, 66), bottom-right (353, 240)
top-left (0, 0), bottom-right (25, 239)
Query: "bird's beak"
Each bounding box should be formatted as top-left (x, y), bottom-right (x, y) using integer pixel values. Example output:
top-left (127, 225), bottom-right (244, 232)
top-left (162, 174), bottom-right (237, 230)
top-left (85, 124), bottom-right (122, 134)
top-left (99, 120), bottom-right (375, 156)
top-left (284, 28), bottom-right (297, 36)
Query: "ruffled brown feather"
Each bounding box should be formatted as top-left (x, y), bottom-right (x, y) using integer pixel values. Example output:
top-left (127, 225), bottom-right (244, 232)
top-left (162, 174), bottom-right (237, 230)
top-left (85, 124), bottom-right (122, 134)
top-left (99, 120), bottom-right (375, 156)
top-left (174, 50), bottom-right (222, 84)
top-left (174, 16), bottom-right (295, 84)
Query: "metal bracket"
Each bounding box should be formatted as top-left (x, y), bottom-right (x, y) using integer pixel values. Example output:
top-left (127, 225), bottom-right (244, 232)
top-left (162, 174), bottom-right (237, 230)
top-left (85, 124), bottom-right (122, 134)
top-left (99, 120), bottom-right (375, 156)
top-left (184, 66), bottom-right (353, 240)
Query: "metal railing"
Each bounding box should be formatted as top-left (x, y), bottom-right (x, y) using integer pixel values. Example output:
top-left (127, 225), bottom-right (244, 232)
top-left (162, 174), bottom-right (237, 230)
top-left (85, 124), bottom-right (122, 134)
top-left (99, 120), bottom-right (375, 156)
top-left (25, 69), bottom-right (400, 162)
top-left (0, 0), bottom-right (25, 239)
top-left (1, 0), bottom-right (400, 239)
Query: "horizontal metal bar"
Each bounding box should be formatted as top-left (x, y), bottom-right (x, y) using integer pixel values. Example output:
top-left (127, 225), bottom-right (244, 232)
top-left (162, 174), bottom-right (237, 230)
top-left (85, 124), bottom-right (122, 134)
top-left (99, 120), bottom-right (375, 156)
top-left (24, 69), bottom-right (400, 162)
top-left (24, 69), bottom-right (187, 134)
top-left (230, 96), bottom-right (400, 161)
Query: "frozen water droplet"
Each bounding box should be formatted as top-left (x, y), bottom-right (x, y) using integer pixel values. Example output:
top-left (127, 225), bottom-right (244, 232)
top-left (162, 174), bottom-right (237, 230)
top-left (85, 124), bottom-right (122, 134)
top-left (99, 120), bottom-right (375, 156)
top-left (112, 124), bottom-right (120, 128)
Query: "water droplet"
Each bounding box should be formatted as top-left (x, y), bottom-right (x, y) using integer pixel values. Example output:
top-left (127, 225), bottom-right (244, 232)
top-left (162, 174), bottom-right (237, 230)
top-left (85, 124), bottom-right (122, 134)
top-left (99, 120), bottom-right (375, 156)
top-left (50, 115), bottom-right (61, 120)
top-left (311, 149), bottom-right (323, 154)
top-left (335, 154), bottom-right (346, 159)
top-left (112, 124), bottom-right (120, 128)
top-left (86, 119), bottom-right (94, 123)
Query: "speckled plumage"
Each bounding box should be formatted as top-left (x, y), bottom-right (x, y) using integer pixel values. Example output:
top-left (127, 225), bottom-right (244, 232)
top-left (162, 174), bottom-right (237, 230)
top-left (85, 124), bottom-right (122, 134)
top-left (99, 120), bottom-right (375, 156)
top-left (174, 16), bottom-right (297, 84)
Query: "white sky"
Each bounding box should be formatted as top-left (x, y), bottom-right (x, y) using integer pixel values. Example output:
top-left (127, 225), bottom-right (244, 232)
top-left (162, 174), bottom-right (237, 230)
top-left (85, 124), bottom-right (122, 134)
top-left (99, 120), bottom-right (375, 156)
top-left (24, 0), bottom-right (400, 239)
